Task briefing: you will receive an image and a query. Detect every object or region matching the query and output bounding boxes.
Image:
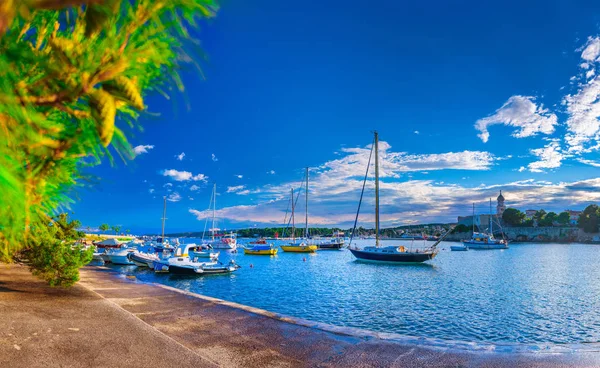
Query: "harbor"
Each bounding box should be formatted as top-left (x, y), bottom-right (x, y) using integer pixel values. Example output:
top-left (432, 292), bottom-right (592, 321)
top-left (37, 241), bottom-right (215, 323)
top-left (3, 262), bottom-right (600, 368)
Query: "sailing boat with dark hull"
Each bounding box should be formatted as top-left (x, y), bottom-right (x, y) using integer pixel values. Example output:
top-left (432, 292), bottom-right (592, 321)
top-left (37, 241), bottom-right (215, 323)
top-left (349, 131), bottom-right (449, 264)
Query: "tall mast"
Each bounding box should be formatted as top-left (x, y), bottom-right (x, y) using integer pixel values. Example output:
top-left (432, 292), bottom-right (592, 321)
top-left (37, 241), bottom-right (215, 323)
top-left (161, 196), bottom-right (167, 240)
top-left (291, 188), bottom-right (295, 242)
top-left (472, 202), bottom-right (475, 234)
top-left (490, 198), bottom-right (493, 234)
top-left (374, 131), bottom-right (380, 247)
top-left (305, 167), bottom-right (309, 239)
top-left (212, 184), bottom-right (216, 241)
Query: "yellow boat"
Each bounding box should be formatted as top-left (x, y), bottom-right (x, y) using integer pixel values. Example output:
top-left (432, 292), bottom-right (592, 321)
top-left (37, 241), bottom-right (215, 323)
top-left (243, 247), bottom-right (278, 255)
top-left (280, 244), bottom-right (318, 253)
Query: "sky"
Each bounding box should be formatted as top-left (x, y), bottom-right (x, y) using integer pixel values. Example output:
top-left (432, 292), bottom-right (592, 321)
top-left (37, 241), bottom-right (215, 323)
top-left (72, 0), bottom-right (600, 234)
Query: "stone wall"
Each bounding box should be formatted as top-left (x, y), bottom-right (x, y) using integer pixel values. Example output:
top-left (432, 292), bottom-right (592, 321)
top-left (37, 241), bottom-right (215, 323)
top-left (444, 226), bottom-right (600, 243)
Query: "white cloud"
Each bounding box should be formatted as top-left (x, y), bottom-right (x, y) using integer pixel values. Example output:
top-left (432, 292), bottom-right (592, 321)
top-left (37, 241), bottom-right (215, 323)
top-left (518, 166), bottom-right (526, 172)
top-left (162, 169), bottom-right (208, 182)
top-left (560, 37), bottom-right (600, 154)
top-left (189, 177), bottom-right (600, 227)
top-left (211, 154), bottom-right (218, 162)
top-left (414, 130), bottom-right (420, 135)
top-left (237, 190), bottom-right (250, 195)
top-left (190, 185), bottom-right (201, 191)
top-left (475, 96), bottom-right (557, 143)
top-left (176, 152), bottom-right (185, 161)
top-left (167, 192), bottom-right (182, 202)
top-left (578, 158), bottom-right (600, 167)
top-left (133, 145), bottom-right (154, 155)
top-left (581, 37), bottom-right (600, 62)
top-left (267, 170), bottom-right (276, 175)
top-left (586, 69), bottom-right (596, 79)
top-left (235, 174), bottom-right (243, 179)
top-left (163, 183), bottom-right (173, 187)
top-left (149, 188), bottom-right (155, 194)
top-left (527, 141), bottom-right (564, 173)
top-left (227, 185), bottom-right (246, 193)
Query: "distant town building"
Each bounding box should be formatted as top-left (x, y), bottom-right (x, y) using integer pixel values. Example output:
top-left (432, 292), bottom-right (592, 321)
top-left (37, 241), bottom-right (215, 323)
top-left (496, 191), bottom-right (506, 217)
top-left (566, 210), bottom-right (582, 225)
top-left (457, 214), bottom-right (494, 228)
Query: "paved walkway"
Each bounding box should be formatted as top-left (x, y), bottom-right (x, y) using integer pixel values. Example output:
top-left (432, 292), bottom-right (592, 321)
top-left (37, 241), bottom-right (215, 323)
top-left (2, 263), bottom-right (600, 367)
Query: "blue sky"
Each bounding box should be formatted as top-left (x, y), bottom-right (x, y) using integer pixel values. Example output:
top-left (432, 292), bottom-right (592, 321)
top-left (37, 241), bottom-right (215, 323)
top-left (72, 0), bottom-right (600, 233)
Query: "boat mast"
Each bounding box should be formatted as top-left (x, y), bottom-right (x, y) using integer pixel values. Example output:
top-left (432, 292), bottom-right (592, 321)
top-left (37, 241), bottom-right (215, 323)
top-left (161, 196), bottom-right (167, 240)
top-left (489, 198), bottom-right (493, 235)
top-left (291, 188), bottom-right (295, 242)
top-left (305, 167), bottom-right (309, 239)
top-left (472, 202), bottom-right (475, 234)
top-left (212, 184), bottom-right (216, 242)
top-left (374, 131), bottom-right (380, 247)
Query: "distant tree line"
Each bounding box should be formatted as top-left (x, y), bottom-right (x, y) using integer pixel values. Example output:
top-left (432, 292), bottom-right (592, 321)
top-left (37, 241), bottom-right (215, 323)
top-left (501, 205), bottom-right (600, 233)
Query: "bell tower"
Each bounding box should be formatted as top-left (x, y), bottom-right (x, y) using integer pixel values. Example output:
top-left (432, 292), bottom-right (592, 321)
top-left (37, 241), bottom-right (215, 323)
top-left (496, 190), bottom-right (506, 217)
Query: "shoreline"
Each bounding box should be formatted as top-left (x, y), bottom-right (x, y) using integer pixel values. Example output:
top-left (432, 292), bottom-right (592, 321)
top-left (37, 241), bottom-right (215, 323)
top-left (142, 273), bottom-right (600, 355)
top-left (3, 262), bottom-right (600, 367)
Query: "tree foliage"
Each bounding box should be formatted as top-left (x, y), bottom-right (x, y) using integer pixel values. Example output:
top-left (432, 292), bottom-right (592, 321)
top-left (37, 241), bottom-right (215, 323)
top-left (22, 212), bottom-right (93, 287)
top-left (557, 211), bottom-right (570, 225)
top-left (502, 208), bottom-right (525, 226)
top-left (0, 0), bottom-right (218, 284)
top-left (578, 205), bottom-right (600, 233)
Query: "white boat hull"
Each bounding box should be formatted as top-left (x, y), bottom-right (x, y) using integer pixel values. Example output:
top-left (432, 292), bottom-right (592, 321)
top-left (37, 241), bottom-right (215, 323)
top-left (211, 243), bottom-right (237, 250)
top-left (464, 242), bottom-right (508, 250)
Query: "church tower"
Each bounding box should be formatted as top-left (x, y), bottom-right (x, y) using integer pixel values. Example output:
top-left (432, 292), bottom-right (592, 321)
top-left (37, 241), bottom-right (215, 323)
top-left (496, 190), bottom-right (506, 217)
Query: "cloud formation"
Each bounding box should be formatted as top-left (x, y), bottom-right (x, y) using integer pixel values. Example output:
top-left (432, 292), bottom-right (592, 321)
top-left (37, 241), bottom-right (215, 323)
top-left (167, 192), bottom-right (182, 202)
top-left (563, 37), bottom-right (600, 153)
top-left (176, 152), bottom-right (185, 161)
top-left (227, 185), bottom-right (246, 193)
top-left (162, 169), bottom-right (208, 182)
top-left (527, 141), bottom-right (564, 172)
top-left (475, 96), bottom-right (557, 143)
top-left (133, 145), bottom-right (154, 155)
top-left (211, 154), bottom-right (218, 162)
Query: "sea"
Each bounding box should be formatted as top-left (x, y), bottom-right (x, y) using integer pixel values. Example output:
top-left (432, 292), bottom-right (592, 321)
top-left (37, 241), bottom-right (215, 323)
top-left (104, 239), bottom-right (600, 346)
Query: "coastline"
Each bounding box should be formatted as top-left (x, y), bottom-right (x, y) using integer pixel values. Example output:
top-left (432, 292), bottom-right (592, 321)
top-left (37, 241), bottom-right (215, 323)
top-left (3, 263), bottom-right (600, 367)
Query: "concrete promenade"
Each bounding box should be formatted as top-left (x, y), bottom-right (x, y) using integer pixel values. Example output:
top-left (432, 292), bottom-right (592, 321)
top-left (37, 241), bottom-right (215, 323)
top-left (2, 263), bottom-right (600, 367)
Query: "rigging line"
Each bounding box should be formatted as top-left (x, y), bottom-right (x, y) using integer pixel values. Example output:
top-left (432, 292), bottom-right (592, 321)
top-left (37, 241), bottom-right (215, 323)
top-left (348, 135), bottom-right (375, 249)
top-left (282, 193), bottom-right (292, 238)
top-left (201, 188), bottom-right (214, 242)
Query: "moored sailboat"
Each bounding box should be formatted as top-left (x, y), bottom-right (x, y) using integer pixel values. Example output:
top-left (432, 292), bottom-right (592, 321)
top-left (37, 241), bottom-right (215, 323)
top-left (204, 184), bottom-right (238, 250)
top-left (348, 131), bottom-right (448, 264)
top-left (463, 199), bottom-right (508, 250)
top-left (281, 168), bottom-right (318, 253)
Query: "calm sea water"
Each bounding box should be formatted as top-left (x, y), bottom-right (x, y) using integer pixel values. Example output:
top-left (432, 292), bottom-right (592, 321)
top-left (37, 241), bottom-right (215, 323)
top-left (108, 239), bottom-right (600, 345)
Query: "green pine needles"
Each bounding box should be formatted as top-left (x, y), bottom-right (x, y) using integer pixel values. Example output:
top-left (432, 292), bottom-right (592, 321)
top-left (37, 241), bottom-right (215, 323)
top-left (0, 0), bottom-right (217, 286)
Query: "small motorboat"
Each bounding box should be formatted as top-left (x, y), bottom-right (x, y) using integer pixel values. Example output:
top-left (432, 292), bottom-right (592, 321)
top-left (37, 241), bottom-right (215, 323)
top-left (450, 244), bottom-right (468, 251)
top-left (127, 251), bottom-right (160, 267)
top-left (249, 238), bottom-right (267, 245)
top-left (189, 244), bottom-right (219, 260)
top-left (93, 238), bottom-right (125, 249)
top-left (211, 232), bottom-right (238, 250)
top-left (318, 237), bottom-right (344, 250)
top-left (105, 247), bottom-right (136, 265)
top-left (169, 260), bottom-right (241, 275)
top-left (244, 244), bottom-right (278, 255)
